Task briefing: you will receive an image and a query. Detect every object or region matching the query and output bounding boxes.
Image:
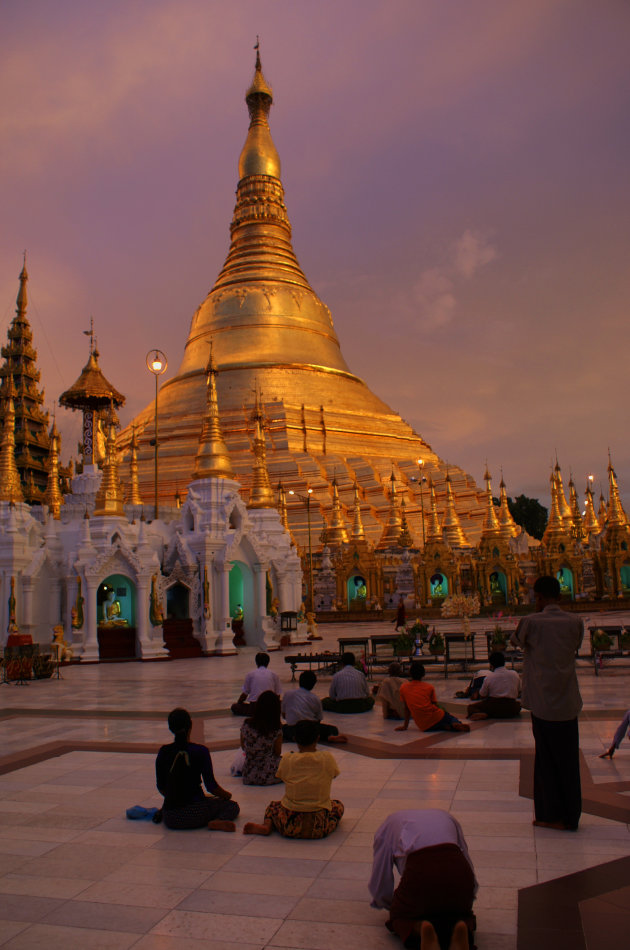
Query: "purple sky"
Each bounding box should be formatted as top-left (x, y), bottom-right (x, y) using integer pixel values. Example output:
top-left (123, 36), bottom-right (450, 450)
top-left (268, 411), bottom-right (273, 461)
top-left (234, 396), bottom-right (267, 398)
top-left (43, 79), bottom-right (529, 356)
top-left (2, 0), bottom-right (630, 509)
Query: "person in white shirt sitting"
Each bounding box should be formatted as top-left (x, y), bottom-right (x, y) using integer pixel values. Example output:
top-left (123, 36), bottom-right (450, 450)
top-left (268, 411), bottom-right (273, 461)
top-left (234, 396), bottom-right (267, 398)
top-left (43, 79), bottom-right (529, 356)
top-left (231, 652), bottom-right (281, 716)
top-left (467, 652), bottom-right (520, 720)
top-left (282, 671), bottom-right (347, 743)
top-left (368, 809), bottom-right (477, 949)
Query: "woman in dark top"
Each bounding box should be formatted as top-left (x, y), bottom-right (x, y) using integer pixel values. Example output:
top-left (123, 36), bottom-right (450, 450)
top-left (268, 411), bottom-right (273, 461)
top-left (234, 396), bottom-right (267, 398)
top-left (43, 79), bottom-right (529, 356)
top-left (156, 707), bottom-right (239, 830)
top-left (240, 690), bottom-right (283, 785)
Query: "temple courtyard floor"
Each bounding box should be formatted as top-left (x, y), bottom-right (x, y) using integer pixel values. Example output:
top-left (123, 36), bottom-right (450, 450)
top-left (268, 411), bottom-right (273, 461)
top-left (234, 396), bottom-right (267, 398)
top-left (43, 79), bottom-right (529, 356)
top-left (1, 619), bottom-right (629, 950)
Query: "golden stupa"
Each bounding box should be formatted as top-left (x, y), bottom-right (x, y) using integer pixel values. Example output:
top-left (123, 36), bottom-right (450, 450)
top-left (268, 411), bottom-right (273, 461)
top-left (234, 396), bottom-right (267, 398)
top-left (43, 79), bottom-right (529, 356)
top-left (119, 50), bottom-right (485, 543)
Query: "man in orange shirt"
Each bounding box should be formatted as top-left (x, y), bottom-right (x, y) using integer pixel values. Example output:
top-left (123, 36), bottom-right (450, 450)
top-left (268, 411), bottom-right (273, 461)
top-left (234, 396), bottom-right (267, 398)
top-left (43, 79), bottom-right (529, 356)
top-left (396, 662), bottom-right (470, 733)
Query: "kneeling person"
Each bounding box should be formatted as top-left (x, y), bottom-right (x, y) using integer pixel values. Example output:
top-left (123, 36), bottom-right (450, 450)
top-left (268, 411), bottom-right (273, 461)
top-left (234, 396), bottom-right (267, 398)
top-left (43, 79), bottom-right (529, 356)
top-left (244, 719), bottom-right (344, 839)
top-left (322, 652), bottom-right (375, 714)
top-left (369, 809), bottom-right (477, 949)
top-left (282, 670), bottom-right (347, 743)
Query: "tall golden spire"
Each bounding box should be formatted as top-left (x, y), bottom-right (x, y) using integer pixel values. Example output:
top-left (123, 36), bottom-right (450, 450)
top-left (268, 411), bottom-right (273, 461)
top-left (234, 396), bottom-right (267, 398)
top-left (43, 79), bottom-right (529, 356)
top-left (16, 252), bottom-right (28, 318)
top-left (192, 342), bottom-right (234, 480)
top-left (480, 466), bottom-right (501, 541)
top-left (583, 480), bottom-right (599, 537)
top-left (606, 453), bottom-right (627, 527)
top-left (128, 426), bottom-right (142, 506)
top-left (542, 469), bottom-right (568, 547)
top-left (425, 477), bottom-right (441, 543)
top-left (568, 475), bottom-right (584, 541)
top-left (442, 472), bottom-right (468, 548)
top-left (277, 481), bottom-right (290, 531)
top-left (554, 460), bottom-right (572, 526)
top-left (498, 474), bottom-right (518, 540)
top-left (379, 471), bottom-right (402, 547)
top-left (351, 483), bottom-right (365, 541)
top-left (0, 376), bottom-right (24, 503)
top-left (94, 405), bottom-right (124, 517)
top-left (43, 416), bottom-right (63, 518)
top-left (398, 495), bottom-right (413, 548)
top-left (248, 386), bottom-right (275, 507)
top-left (327, 477), bottom-right (349, 545)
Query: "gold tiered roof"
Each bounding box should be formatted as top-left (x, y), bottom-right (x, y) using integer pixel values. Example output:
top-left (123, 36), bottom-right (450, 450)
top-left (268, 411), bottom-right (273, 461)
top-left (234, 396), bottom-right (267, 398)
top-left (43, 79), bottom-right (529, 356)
top-left (0, 376), bottom-right (24, 503)
top-left (118, 49), bottom-right (486, 546)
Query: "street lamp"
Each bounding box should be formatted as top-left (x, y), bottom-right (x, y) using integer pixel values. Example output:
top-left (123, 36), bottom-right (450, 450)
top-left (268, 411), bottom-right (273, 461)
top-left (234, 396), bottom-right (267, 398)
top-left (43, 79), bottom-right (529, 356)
top-left (289, 487), bottom-right (314, 612)
top-left (146, 349), bottom-right (167, 519)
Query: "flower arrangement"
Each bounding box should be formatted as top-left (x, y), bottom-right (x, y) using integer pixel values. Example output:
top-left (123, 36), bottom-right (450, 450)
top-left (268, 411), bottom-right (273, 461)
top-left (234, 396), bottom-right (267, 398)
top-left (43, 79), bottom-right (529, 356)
top-left (394, 629), bottom-right (415, 656)
top-left (410, 619), bottom-right (429, 640)
top-left (591, 628), bottom-right (613, 652)
top-left (440, 593), bottom-right (481, 619)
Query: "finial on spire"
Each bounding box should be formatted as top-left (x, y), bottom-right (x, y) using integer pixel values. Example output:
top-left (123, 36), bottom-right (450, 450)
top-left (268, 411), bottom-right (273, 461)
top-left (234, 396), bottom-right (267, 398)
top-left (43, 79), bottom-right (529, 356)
top-left (83, 317), bottom-right (95, 354)
top-left (254, 35), bottom-right (261, 70)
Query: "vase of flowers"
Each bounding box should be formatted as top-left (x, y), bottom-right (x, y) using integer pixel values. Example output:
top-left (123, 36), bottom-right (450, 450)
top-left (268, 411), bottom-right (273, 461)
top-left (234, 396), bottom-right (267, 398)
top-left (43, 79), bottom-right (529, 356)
top-left (591, 628), bottom-right (613, 652)
top-left (428, 630), bottom-right (445, 655)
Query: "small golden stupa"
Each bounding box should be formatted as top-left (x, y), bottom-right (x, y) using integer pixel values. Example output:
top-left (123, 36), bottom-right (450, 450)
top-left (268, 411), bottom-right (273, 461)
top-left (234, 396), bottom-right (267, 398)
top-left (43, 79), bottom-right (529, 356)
top-left (118, 49), bottom-right (485, 543)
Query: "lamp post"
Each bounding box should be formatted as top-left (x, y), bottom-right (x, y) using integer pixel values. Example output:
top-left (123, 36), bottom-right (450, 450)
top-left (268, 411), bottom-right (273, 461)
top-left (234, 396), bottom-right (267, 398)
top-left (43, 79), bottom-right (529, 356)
top-left (416, 458), bottom-right (427, 549)
top-left (289, 487), bottom-right (314, 612)
top-left (146, 350), bottom-right (167, 519)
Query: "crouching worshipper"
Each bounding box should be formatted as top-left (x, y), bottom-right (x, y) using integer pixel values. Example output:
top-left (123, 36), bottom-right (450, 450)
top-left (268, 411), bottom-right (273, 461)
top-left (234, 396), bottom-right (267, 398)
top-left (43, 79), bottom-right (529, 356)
top-left (396, 662), bottom-right (470, 733)
top-left (467, 652), bottom-right (521, 721)
top-left (369, 809), bottom-right (478, 950)
top-left (156, 708), bottom-right (240, 831)
top-left (243, 719), bottom-right (344, 839)
top-left (375, 662), bottom-right (407, 720)
top-left (321, 652), bottom-right (375, 714)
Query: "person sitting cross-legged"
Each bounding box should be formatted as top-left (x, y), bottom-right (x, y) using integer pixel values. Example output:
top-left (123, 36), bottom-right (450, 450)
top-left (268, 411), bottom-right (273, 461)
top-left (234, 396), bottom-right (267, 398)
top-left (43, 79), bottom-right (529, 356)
top-left (243, 719), bottom-right (344, 839)
top-left (156, 707), bottom-right (240, 831)
top-left (282, 670), bottom-right (347, 744)
top-left (231, 652), bottom-right (281, 716)
top-left (467, 652), bottom-right (521, 720)
top-left (321, 652), bottom-right (375, 714)
top-left (369, 809), bottom-right (477, 950)
top-left (396, 662), bottom-right (470, 733)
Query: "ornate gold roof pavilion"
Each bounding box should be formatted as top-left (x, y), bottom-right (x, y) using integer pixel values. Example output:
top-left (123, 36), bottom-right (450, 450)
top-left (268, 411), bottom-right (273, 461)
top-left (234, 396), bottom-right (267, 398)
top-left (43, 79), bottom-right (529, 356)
top-left (118, 50), bottom-right (485, 544)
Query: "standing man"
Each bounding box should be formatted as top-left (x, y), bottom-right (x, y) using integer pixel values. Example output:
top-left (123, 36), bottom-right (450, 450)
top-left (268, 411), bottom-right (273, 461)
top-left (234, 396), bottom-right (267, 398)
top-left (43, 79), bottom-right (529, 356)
top-left (511, 575), bottom-right (584, 831)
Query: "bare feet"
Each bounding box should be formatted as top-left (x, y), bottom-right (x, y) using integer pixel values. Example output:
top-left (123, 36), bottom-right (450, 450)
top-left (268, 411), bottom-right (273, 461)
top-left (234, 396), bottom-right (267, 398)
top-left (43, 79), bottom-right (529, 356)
top-left (451, 722), bottom-right (471, 732)
top-left (327, 735), bottom-right (348, 744)
top-left (599, 747), bottom-right (615, 759)
top-left (413, 920), bottom-right (469, 950)
top-left (243, 821), bottom-right (272, 836)
top-left (533, 819), bottom-right (576, 831)
top-left (468, 712), bottom-right (488, 721)
top-left (208, 819), bottom-right (236, 832)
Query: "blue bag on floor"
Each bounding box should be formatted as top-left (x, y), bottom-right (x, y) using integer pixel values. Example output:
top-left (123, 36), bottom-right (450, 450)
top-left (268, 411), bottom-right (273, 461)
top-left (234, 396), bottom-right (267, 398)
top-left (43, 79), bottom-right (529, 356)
top-left (126, 805), bottom-right (159, 821)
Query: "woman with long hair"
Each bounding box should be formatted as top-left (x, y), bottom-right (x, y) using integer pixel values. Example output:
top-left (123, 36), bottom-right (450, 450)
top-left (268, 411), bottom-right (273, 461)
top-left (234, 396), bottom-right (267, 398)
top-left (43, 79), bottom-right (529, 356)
top-left (240, 690), bottom-right (283, 785)
top-left (156, 707), bottom-right (240, 830)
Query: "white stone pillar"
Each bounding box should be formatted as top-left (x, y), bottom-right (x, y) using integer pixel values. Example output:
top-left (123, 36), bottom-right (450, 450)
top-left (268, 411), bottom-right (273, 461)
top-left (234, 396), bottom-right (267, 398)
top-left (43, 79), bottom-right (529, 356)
top-left (135, 576), bottom-right (166, 660)
top-left (82, 575), bottom-right (100, 662)
top-left (21, 576), bottom-right (34, 634)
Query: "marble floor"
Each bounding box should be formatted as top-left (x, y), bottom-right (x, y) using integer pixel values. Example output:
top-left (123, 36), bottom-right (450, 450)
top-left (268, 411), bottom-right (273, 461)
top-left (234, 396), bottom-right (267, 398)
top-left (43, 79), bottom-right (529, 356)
top-left (1, 620), bottom-right (629, 950)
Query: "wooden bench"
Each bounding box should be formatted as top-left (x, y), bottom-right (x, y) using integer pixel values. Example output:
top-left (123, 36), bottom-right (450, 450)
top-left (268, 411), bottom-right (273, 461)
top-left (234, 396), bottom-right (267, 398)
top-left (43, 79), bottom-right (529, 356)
top-left (443, 633), bottom-right (477, 678)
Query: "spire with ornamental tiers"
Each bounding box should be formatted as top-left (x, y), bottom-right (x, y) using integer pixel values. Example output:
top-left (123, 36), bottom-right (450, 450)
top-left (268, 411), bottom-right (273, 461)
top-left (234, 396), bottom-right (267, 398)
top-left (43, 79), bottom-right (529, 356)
top-left (568, 475), bottom-right (584, 542)
top-left (554, 459), bottom-right (572, 526)
top-left (43, 416), bottom-right (63, 518)
top-left (0, 255), bottom-right (51, 502)
top-left (583, 478), bottom-right (599, 537)
top-left (192, 342), bottom-right (234, 480)
top-left (379, 471), bottom-right (403, 548)
top-left (0, 376), bottom-right (24, 503)
top-left (247, 385), bottom-right (275, 507)
top-left (425, 477), bottom-right (442, 544)
top-left (128, 426), bottom-right (142, 506)
top-left (442, 471), bottom-right (468, 548)
top-left (598, 490), bottom-right (607, 528)
top-left (606, 452), bottom-right (627, 528)
top-left (351, 483), bottom-right (365, 541)
top-left (480, 466), bottom-right (501, 542)
top-left (542, 469), bottom-right (568, 547)
top-left (93, 404), bottom-right (124, 517)
top-left (327, 477), bottom-right (349, 545)
top-left (398, 496), bottom-right (413, 548)
top-left (498, 474), bottom-right (518, 540)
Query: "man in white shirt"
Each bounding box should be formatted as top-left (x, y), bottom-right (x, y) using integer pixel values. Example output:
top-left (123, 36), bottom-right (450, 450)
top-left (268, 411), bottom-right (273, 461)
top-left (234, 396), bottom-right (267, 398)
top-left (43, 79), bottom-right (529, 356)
top-left (321, 652), bottom-right (374, 714)
top-left (511, 575), bottom-right (584, 831)
top-left (282, 671), bottom-right (346, 743)
top-left (467, 652), bottom-right (520, 720)
top-left (231, 653), bottom-right (281, 716)
top-left (369, 809), bottom-right (477, 949)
